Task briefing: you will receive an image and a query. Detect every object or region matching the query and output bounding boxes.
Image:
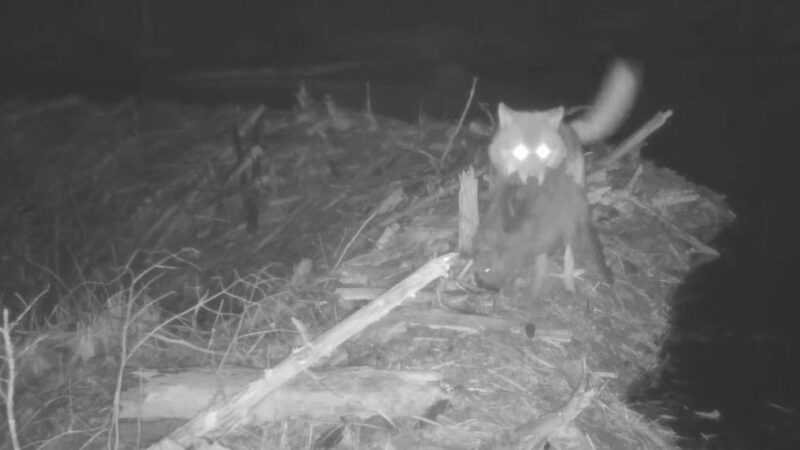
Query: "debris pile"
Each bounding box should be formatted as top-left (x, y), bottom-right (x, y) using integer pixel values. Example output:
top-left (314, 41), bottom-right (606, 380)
top-left (0, 84), bottom-right (733, 449)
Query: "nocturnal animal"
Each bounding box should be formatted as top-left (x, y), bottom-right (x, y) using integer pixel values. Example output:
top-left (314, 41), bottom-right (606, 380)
top-left (489, 60), bottom-right (640, 187)
top-left (473, 161), bottom-right (613, 294)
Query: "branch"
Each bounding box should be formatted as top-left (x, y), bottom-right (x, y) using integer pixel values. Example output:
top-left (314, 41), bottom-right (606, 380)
top-left (148, 253), bottom-right (456, 449)
top-left (594, 110), bottom-right (674, 171)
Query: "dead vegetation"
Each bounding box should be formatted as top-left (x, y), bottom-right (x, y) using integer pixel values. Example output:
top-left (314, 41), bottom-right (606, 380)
top-left (0, 79), bottom-right (733, 449)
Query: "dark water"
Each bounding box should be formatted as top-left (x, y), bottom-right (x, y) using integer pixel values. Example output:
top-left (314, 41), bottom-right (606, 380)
top-left (7, 52), bottom-right (800, 448)
top-left (651, 60), bottom-right (800, 450)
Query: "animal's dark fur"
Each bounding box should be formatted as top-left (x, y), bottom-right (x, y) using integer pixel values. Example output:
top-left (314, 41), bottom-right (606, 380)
top-left (473, 162), bottom-right (613, 292)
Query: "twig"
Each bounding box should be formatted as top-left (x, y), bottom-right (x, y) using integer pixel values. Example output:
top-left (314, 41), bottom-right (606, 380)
top-left (237, 105), bottom-right (265, 138)
top-left (1, 309), bottom-right (22, 450)
top-left (440, 76), bottom-right (479, 165)
top-left (624, 164), bottom-right (644, 193)
top-left (477, 101), bottom-right (496, 128)
top-left (138, 203), bottom-right (182, 249)
top-left (224, 145), bottom-right (265, 187)
top-left (332, 208), bottom-right (379, 271)
top-left (595, 110), bottom-right (674, 170)
top-left (108, 255), bottom-right (158, 450)
top-left (108, 251), bottom-right (211, 449)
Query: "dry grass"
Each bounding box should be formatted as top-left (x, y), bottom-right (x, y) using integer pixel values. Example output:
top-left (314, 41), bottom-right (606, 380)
top-left (0, 79), bottom-right (733, 449)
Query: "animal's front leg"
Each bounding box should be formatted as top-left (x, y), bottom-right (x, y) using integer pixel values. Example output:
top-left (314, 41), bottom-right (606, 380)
top-left (532, 253), bottom-right (549, 297)
top-left (564, 151), bottom-right (585, 187)
top-left (562, 244), bottom-right (576, 292)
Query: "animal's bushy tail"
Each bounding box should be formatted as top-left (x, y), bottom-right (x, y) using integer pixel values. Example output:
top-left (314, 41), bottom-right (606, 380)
top-left (571, 60), bottom-right (641, 144)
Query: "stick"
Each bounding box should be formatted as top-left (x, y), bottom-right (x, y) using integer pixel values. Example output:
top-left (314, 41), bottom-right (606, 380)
top-left (148, 253), bottom-right (456, 449)
top-left (332, 207), bottom-right (379, 271)
top-left (224, 145), bottom-right (265, 187)
top-left (440, 76), bottom-right (479, 165)
top-left (0, 288), bottom-right (48, 450)
top-left (594, 110), bottom-right (673, 170)
top-left (1, 309), bottom-right (21, 450)
top-left (237, 105), bottom-right (265, 138)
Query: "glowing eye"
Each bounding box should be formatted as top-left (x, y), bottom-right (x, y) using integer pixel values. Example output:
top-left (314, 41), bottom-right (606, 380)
top-left (511, 144), bottom-right (529, 161)
top-left (534, 143), bottom-right (552, 160)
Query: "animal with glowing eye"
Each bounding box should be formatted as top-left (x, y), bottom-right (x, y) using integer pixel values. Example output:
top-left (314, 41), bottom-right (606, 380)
top-left (489, 60), bottom-right (640, 187)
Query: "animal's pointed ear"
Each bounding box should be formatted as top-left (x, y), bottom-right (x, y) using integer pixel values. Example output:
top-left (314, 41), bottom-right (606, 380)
top-left (548, 107), bottom-right (565, 126)
top-left (497, 102), bottom-right (513, 127)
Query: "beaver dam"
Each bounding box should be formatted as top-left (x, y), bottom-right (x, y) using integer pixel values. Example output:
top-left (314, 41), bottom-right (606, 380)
top-left (0, 81), bottom-right (733, 449)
